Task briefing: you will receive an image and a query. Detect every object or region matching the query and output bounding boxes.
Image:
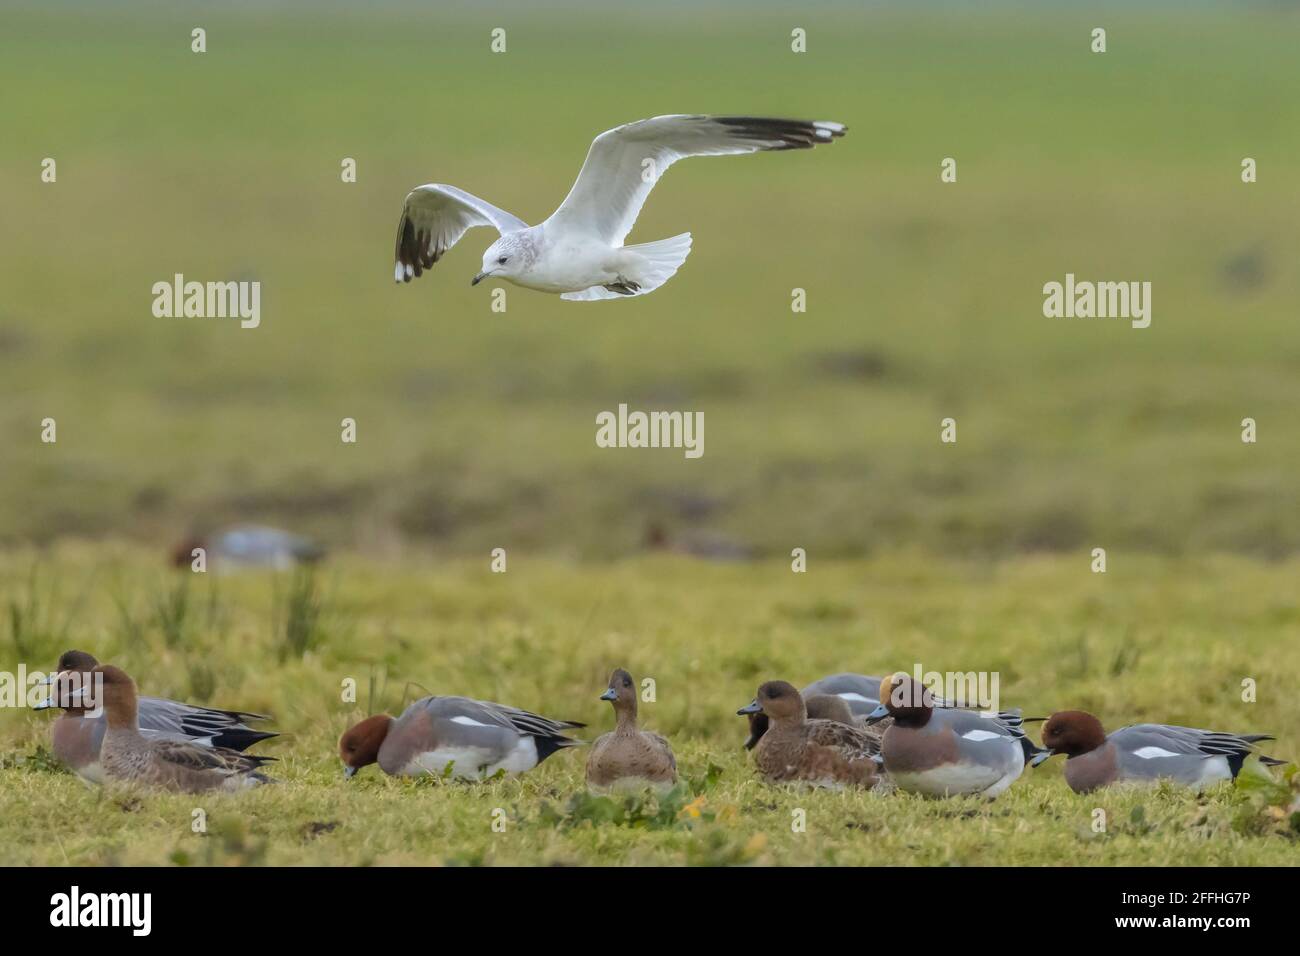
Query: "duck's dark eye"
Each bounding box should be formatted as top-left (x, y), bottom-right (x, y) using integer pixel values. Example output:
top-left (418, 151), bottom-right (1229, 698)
top-left (497, 256), bottom-right (508, 265)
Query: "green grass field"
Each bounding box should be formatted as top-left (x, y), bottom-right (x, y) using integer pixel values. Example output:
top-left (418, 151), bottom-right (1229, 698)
top-left (1, 1), bottom-right (1298, 865)
top-left (0, 548), bottom-right (1297, 865)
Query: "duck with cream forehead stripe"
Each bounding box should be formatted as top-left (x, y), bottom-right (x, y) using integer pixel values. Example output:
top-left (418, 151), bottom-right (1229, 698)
top-left (865, 673), bottom-right (1044, 798)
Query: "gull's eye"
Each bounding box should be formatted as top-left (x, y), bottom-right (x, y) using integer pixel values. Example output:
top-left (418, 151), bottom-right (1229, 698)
top-left (497, 256), bottom-right (508, 265)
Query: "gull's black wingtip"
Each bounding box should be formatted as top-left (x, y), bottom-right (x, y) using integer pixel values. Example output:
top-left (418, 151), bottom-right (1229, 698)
top-left (712, 116), bottom-right (848, 150)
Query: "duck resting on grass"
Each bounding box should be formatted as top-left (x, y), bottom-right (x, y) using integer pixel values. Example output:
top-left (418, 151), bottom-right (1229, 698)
top-left (35, 649), bottom-right (277, 785)
top-left (70, 665), bottom-right (275, 793)
top-left (585, 668), bottom-right (677, 793)
top-left (866, 673), bottom-right (1045, 799)
top-left (743, 672), bottom-right (894, 750)
top-left (339, 695), bottom-right (584, 780)
top-left (1034, 710), bottom-right (1286, 793)
top-left (737, 680), bottom-right (881, 789)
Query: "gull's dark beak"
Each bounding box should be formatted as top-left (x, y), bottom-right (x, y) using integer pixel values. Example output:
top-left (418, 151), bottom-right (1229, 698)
top-left (599, 688), bottom-right (617, 702)
top-left (343, 766), bottom-right (358, 779)
top-left (736, 700), bottom-right (762, 716)
top-left (470, 272), bottom-right (487, 286)
top-left (864, 702), bottom-right (890, 725)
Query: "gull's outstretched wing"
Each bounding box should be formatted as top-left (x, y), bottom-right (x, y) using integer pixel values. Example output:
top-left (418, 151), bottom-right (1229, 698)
top-left (545, 115), bottom-right (846, 246)
top-left (394, 184), bottom-right (528, 283)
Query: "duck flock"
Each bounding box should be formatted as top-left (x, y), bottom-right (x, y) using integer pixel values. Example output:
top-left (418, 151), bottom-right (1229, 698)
top-left (36, 652), bottom-right (1286, 798)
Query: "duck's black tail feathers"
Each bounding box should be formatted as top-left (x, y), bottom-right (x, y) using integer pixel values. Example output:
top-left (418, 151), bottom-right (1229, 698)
top-left (534, 734), bottom-right (585, 764)
top-left (1226, 750), bottom-right (1287, 777)
top-left (1020, 736), bottom-right (1049, 765)
top-left (211, 729), bottom-right (280, 752)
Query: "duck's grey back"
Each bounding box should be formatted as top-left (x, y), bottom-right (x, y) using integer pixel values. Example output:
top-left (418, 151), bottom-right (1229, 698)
top-left (801, 674), bottom-right (882, 718)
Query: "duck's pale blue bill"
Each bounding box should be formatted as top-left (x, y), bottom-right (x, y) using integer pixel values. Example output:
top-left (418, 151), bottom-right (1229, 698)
top-left (32, 694), bottom-right (56, 711)
top-left (1029, 750), bottom-right (1056, 768)
top-left (343, 766), bottom-right (358, 779)
top-left (50, 684), bottom-right (93, 708)
top-left (599, 688), bottom-right (617, 701)
top-left (736, 700), bottom-right (761, 716)
top-left (864, 703), bottom-right (889, 724)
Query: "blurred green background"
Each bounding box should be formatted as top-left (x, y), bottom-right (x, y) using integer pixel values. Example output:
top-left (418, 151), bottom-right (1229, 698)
top-left (2, 0), bottom-right (1297, 559)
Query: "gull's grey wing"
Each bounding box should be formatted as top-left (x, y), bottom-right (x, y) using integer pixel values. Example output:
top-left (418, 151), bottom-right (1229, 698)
top-left (545, 115), bottom-right (846, 246)
top-left (394, 184), bottom-right (528, 283)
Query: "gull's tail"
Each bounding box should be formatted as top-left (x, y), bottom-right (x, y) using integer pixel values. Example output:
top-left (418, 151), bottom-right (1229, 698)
top-left (561, 233), bottom-right (692, 301)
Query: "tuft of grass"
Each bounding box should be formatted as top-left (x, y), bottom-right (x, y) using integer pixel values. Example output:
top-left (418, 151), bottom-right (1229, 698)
top-left (152, 577), bottom-right (191, 649)
top-left (0, 744), bottom-right (67, 775)
top-left (271, 568), bottom-right (334, 661)
top-left (1232, 761), bottom-right (1300, 839)
top-left (5, 566), bottom-right (84, 664)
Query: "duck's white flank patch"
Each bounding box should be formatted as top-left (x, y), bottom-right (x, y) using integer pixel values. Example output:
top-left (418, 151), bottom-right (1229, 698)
top-left (1133, 746), bottom-right (1180, 760)
top-left (450, 715), bottom-right (493, 728)
top-left (836, 693), bottom-right (872, 704)
top-left (1195, 756), bottom-right (1232, 785)
top-left (402, 738), bottom-right (539, 780)
top-left (890, 762), bottom-right (1002, 797)
top-left (960, 729), bottom-right (1003, 742)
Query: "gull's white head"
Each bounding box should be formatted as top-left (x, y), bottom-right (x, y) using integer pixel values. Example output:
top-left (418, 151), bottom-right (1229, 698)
top-left (472, 233), bottom-right (532, 287)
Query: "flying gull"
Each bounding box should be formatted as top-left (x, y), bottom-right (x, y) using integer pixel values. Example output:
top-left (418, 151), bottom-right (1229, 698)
top-left (393, 114), bottom-right (846, 301)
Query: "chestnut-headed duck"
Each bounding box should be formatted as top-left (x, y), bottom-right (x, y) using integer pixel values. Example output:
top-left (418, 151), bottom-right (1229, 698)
top-left (339, 695), bottom-right (584, 780)
top-left (743, 672), bottom-right (892, 750)
top-left (737, 680), bottom-right (881, 789)
top-left (171, 524), bottom-right (324, 571)
top-left (34, 650), bottom-right (276, 785)
top-left (866, 673), bottom-right (1043, 798)
top-left (585, 668), bottom-right (677, 792)
top-left (80, 666), bottom-right (274, 793)
top-left (1035, 710), bottom-right (1286, 793)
